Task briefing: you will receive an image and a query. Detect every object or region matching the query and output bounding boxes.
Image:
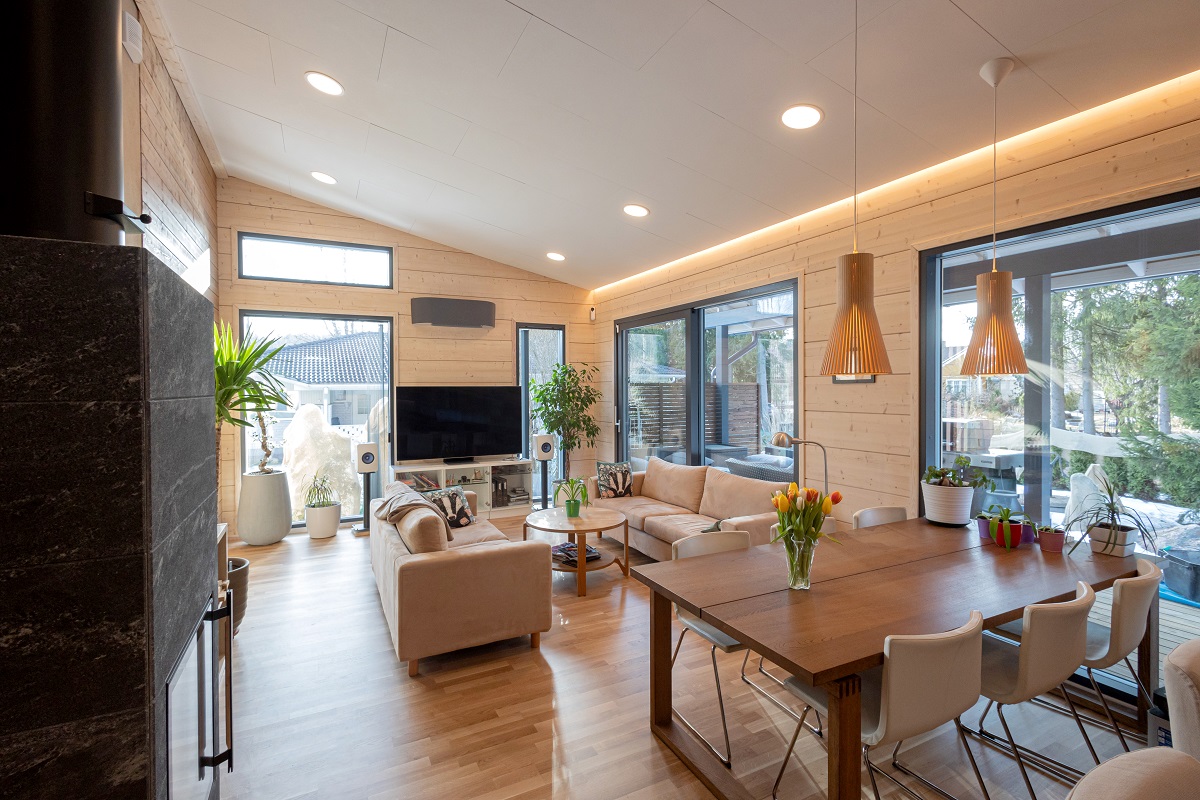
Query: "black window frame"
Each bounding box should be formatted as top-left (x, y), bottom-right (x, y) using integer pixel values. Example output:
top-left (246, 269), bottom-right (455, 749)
top-left (517, 322), bottom-right (567, 488)
top-left (237, 231), bottom-right (395, 290)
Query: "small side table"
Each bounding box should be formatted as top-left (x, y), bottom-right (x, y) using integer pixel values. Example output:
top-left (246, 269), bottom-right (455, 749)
top-left (523, 507), bottom-right (629, 597)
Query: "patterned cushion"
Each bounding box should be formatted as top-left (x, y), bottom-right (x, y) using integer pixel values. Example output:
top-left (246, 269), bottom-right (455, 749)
top-left (424, 486), bottom-right (475, 528)
top-left (596, 460), bottom-right (634, 498)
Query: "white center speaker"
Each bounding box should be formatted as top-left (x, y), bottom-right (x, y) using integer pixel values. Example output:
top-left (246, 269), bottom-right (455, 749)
top-left (533, 434), bottom-right (556, 461)
top-left (356, 443), bottom-right (379, 473)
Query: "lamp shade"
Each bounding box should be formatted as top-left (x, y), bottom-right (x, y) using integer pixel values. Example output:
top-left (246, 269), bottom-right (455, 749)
top-left (960, 269), bottom-right (1028, 375)
top-left (819, 252), bottom-right (892, 378)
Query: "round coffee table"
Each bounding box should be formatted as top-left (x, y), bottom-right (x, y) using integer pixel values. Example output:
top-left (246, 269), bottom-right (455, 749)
top-left (523, 507), bottom-right (629, 597)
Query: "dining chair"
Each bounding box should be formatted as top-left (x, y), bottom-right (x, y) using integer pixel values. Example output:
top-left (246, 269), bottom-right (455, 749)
top-left (1165, 637), bottom-right (1200, 760)
top-left (670, 530), bottom-right (752, 767)
top-left (853, 506), bottom-right (908, 529)
top-left (971, 582), bottom-right (1096, 800)
top-left (1064, 746), bottom-right (1200, 799)
top-left (772, 611), bottom-right (990, 800)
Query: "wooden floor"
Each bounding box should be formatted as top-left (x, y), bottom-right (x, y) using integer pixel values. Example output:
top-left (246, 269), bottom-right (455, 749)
top-left (223, 521), bottom-right (1140, 800)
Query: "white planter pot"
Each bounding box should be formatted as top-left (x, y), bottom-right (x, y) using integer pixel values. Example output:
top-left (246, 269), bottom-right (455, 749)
top-left (305, 503), bottom-right (342, 539)
top-left (921, 482), bottom-right (976, 527)
top-left (237, 470), bottom-right (292, 546)
top-left (1088, 524), bottom-right (1138, 556)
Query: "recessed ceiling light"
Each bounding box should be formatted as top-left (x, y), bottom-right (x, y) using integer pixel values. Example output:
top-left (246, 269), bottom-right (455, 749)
top-left (310, 171), bottom-right (337, 185)
top-left (546, 252), bottom-right (566, 261)
top-left (623, 204), bottom-right (649, 217)
top-left (781, 104), bottom-right (823, 130)
top-left (305, 71), bottom-right (344, 96)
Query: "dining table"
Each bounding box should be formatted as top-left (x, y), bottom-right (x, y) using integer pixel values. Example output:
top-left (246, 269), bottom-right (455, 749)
top-left (632, 517), bottom-right (1155, 800)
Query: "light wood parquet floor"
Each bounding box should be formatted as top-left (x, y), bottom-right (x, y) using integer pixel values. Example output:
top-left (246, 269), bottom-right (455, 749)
top-left (223, 520), bottom-right (1137, 800)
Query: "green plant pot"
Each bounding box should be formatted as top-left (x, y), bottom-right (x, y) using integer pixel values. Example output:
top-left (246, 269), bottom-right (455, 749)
top-left (564, 499), bottom-right (581, 518)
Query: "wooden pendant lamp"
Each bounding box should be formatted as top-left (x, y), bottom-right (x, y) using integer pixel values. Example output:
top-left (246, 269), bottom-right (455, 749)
top-left (820, 0), bottom-right (891, 380)
top-left (960, 58), bottom-right (1028, 376)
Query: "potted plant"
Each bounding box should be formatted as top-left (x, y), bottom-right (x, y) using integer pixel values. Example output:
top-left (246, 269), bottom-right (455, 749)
top-left (554, 477), bottom-right (589, 518)
top-left (215, 322), bottom-right (292, 546)
top-left (1066, 482), bottom-right (1156, 557)
top-left (303, 473), bottom-right (341, 539)
top-left (978, 505), bottom-right (1031, 551)
top-left (1037, 524), bottom-right (1067, 554)
top-left (770, 484), bottom-right (843, 590)
top-left (530, 363), bottom-right (602, 479)
top-left (921, 456), bottom-right (994, 527)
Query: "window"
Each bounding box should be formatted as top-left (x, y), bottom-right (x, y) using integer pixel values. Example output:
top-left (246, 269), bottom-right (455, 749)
top-left (240, 312), bottom-right (392, 524)
top-left (923, 191), bottom-right (1200, 692)
top-left (238, 232), bottom-right (392, 288)
top-left (616, 282), bottom-right (797, 477)
top-left (518, 324), bottom-right (566, 504)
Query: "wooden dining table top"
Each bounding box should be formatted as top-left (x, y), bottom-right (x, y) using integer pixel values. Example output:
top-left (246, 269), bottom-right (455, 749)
top-left (633, 517), bottom-right (1140, 687)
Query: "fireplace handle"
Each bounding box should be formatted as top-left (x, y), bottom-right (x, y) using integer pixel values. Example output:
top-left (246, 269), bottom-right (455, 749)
top-left (203, 590), bottom-right (234, 772)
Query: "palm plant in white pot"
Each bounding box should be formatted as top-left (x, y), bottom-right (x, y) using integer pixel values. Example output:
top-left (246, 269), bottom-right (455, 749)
top-left (921, 455), bottom-right (994, 527)
top-left (302, 473), bottom-right (341, 539)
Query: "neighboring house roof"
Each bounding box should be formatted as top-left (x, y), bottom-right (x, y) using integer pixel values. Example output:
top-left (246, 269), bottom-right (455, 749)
top-left (269, 331), bottom-right (386, 386)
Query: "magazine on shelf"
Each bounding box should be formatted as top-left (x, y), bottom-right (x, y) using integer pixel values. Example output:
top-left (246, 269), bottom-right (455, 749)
top-left (550, 542), bottom-right (601, 567)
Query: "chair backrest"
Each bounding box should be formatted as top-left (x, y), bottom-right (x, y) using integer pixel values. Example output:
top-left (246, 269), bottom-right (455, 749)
top-left (853, 506), bottom-right (908, 529)
top-left (1100, 559), bottom-right (1162, 666)
top-left (672, 530), bottom-right (751, 561)
top-left (1013, 582), bottom-right (1095, 701)
top-left (1165, 638), bottom-right (1200, 760)
top-left (869, 611), bottom-right (983, 746)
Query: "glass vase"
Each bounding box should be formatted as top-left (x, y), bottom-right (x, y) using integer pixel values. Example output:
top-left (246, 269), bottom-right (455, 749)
top-left (783, 536), bottom-right (818, 590)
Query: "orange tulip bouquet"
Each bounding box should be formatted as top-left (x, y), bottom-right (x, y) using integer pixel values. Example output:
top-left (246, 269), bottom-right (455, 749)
top-left (770, 483), bottom-right (842, 590)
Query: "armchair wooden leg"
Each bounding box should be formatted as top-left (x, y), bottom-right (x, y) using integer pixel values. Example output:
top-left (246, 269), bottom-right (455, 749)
top-left (531, 632), bottom-right (541, 649)
top-left (408, 659), bottom-right (419, 677)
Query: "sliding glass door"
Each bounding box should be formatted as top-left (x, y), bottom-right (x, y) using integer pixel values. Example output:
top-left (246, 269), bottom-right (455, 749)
top-left (620, 314), bottom-right (691, 467)
top-left (518, 324), bottom-right (565, 504)
top-left (240, 312), bottom-right (392, 523)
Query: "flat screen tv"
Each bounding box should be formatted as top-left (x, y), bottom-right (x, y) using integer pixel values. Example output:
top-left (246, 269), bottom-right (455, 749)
top-left (394, 385), bottom-right (524, 462)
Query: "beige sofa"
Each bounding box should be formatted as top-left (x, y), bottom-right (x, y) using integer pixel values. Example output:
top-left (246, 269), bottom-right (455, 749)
top-left (587, 457), bottom-right (786, 562)
top-left (369, 483), bottom-right (552, 676)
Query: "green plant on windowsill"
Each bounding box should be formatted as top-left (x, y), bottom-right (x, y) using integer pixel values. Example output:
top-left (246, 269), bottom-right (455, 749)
top-left (1065, 481), bottom-right (1157, 555)
top-left (554, 477), bottom-right (589, 518)
top-left (923, 455), bottom-right (994, 489)
top-left (978, 504), bottom-right (1030, 551)
top-left (303, 473), bottom-right (340, 508)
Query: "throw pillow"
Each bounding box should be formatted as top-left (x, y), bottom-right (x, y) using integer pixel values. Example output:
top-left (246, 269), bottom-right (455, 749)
top-left (596, 460), bottom-right (633, 498)
top-left (425, 486), bottom-right (475, 529)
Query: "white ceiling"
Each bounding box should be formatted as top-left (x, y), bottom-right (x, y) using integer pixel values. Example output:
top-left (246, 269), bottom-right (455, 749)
top-left (156, 0), bottom-right (1200, 289)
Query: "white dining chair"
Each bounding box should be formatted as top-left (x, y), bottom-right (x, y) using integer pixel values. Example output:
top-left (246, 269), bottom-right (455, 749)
top-left (853, 506), bottom-right (908, 529)
top-left (670, 530), bottom-right (752, 767)
top-left (1065, 747), bottom-right (1200, 799)
top-left (972, 582), bottom-right (1096, 800)
top-left (773, 611), bottom-right (990, 800)
top-left (1165, 638), bottom-right (1200, 760)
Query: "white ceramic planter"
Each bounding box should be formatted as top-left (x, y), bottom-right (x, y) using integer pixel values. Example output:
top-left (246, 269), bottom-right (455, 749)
top-left (305, 503), bottom-right (342, 539)
top-left (1088, 524), bottom-right (1138, 556)
top-left (921, 482), bottom-right (976, 527)
top-left (237, 470), bottom-right (292, 545)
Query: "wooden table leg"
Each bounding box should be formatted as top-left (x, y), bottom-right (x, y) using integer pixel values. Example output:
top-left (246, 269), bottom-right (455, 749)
top-left (825, 675), bottom-right (862, 800)
top-left (576, 533), bottom-right (586, 597)
top-left (650, 589), bottom-right (672, 726)
top-left (622, 520), bottom-right (630, 577)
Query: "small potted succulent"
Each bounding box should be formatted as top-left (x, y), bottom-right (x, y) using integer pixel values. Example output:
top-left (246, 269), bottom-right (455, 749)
top-left (1037, 524), bottom-right (1067, 554)
top-left (978, 505), bottom-right (1032, 551)
top-left (303, 473), bottom-right (341, 539)
top-left (921, 455), bottom-right (994, 527)
top-left (1066, 482), bottom-right (1156, 557)
top-left (554, 477), bottom-right (589, 518)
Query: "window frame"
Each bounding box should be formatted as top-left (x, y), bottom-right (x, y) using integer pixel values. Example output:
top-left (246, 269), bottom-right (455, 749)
top-left (613, 279), bottom-right (799, 472)
top-left (237, 231), bottom-right (395, 290)
top-left (517, 323), bottom-right (567, 495)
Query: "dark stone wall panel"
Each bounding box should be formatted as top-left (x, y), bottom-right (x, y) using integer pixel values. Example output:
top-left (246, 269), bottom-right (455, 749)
top-left (146, 254), bottom-right (214, 401)
top-left (150, 491), bottom-right (217, 688)
top-left (149, 396), bottom-right (216, 551)
top-left (0, 236), bottom-right (144, 404)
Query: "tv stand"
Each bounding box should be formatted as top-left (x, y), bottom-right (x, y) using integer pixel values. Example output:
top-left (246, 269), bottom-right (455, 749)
top-left (391, 457), bottom-right (534, 520)
top-left (442, 456), bottom-right (475, 464)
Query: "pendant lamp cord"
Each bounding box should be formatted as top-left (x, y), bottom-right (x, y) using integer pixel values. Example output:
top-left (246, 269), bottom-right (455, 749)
top-left (852, 0), bottom-right (859, 254)
top-left (991, 73), bottom-right (998, 272)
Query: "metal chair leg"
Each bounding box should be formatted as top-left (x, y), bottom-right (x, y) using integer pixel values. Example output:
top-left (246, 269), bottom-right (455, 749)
top-left (1059, 683), bottom-right (1100, 765)
top-left (710, 645), bottom-right (733, 767)
top-left (887, 723), bottom-right (992, 800)
top-left (1086, 667), bottom-right (1130, 752)
top-left (670, 629), bottom-right (733, 768)
top-left (671, 627), bottom-right (687, 667)
top-left (1124, 657), bottom-right (1155, 706)
top-left (739, 651), bottom-right (823, 737)
top-left (771, 706), bottom-right (812, 799)
top-left (957, 717), bottom-right (992, 800)
top-left (996, 704), bottom-right (1039, 800)
top-left (864, 745), bottom-right (885, 800)
top-left (966, 699), bottom-right (1084, 783)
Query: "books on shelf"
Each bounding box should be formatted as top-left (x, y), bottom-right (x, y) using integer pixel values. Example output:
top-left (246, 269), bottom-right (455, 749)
top-left (551, 542), bottom-right (601, 567)
top-left (401, 473), bottom-right (440, 491)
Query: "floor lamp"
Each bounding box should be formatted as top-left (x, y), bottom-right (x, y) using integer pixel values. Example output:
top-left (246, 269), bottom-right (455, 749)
top-left (770, 432), bottom-right (829, 495)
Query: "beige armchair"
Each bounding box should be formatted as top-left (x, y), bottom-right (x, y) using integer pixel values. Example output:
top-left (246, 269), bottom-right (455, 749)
top-left (1166, 638), bottom-right (1200, 759)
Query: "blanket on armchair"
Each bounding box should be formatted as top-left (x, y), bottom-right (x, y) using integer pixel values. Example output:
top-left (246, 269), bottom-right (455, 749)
top-left (374, 490), bottom-right (453, 541)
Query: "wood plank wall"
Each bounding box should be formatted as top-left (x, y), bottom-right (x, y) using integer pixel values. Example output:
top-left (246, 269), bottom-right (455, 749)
top-left (215, 178), bottom-right (595, 529)
top-left (592, 70), bottom-right (1200, 529)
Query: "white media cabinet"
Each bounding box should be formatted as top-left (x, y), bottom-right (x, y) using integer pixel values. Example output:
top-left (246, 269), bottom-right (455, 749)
top-left (390, 457), bottom-right (534, 520)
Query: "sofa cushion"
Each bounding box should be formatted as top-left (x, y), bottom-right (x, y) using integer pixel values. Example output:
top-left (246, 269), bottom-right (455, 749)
top-left (396, 508), bottom-right (451, 554)
top-left (448, 522), bottom-right (509, 548)
top-left (644, 514), bottom-right (720, 546)
top-left (641, 457), bottom-right (708, 513)
top-left (699, 468), bottom-right (787, 521)
top-left (590, 495), bottom-right (690, 529)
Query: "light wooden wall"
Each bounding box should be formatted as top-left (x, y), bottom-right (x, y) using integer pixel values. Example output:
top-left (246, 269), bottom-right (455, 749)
top-left (593, 70), bottom-right (1200, 529)
top-left (216, 178), bottom-right (595, 528)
